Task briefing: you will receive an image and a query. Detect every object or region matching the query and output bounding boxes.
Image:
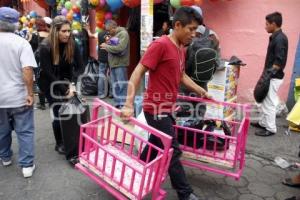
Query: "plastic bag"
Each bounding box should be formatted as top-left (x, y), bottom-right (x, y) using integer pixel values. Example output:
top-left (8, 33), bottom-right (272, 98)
top-left (59, 95), bottom-right (90, 161)
top-left (80, 58), bottom-right (99, 95)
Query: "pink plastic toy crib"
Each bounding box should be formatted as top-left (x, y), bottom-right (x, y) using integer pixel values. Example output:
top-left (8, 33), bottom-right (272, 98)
top-left (175, 95), bottom-right (251, 180)
top-left (75, 98), bottom-right (173, 200)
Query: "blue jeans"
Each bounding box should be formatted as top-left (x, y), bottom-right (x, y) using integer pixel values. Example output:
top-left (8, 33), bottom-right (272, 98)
top-left (110, 66), bottom-right (128, 107)
top-left (97, 62), bottom-right (112, 98)
top-left (0, 106), bottom-right (35, 167)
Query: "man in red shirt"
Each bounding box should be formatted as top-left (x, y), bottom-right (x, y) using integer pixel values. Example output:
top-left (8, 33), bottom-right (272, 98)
top-left (121, 7), bottom-right (209, 200)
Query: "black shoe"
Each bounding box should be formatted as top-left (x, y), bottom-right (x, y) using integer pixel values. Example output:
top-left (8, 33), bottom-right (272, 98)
top-left (115, 105), bottom-right (123, 109)
top-left (55, 144), bottom-right (65, 154)
top-left (255, 129), bottom-right (275, 137)
top-left (251, 122), bottom-right (265, 129)
top-left (68, 157), bottom-right (79, 166)
top-left (186, 193), bottom-right (200, 200)
top-left (285, 197), bottom-right (297, 200)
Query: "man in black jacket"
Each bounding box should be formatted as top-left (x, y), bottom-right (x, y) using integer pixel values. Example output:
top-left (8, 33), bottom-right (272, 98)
top-left (253, 12), bottom-right (288, 137)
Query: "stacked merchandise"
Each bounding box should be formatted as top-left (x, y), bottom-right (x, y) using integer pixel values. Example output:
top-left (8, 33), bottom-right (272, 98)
top-left (205, 62), bottom-right (240, 119)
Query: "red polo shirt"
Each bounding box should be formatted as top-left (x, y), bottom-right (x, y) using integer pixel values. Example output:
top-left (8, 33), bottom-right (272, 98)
top-left (141, 36), bottom-right (185, 115)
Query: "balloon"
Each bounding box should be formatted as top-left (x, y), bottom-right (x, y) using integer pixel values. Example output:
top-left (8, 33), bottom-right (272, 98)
top-left (60, 0), bottom-right (65, 4)
top-left (194, 0), bottom-right (203, 6)
top-left (96, 20), bottom-right (104, 28)
top-left (96, 27), bottom-right (103, 33)
top-left (104, 12), bottom-right (112, 20)
top-left (66, 12), bottom-right (73, 21)
top-left (72, 5), bottom-right (81, 13)
top-left (170, 0), bottom-right (180, 8)
top-left (96, 10), bottom-right (105, 20)
top-left (106, 0), bottom-right (123, 11)
top-left (89, 0), bottom-right (99, 7)
top-left (61, 8), bottom-right (68, 16)
top-left (181, 0), bottom-right (193, 6)
top-left (20, 16), bottom-right (27, 23)
top-left (29, 11), bottom-right (37, 18)
top-left (64, 1), bottom-right (73, 10)
top-left (99, 0), bottom-right (106, 7)
top-left (122, 0), bottom-right (140, 8)
top-left (72, 21), bottom-right (82, 31)
top-left (73, 13), bottom-right (81, 21)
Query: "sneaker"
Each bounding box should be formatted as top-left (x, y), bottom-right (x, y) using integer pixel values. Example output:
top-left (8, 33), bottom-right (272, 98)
top-left (0, 158), bottom-right (12, 166)
top-left (22, 164), bottom-right (35, 178)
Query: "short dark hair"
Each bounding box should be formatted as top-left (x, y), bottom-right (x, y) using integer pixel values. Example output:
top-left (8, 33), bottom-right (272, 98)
top-left (172, 6), bottom-right (202, 28)
top-left (266, 12), bottom-right (282, 27)
top-left (35, 18), bottom-right (47, 32)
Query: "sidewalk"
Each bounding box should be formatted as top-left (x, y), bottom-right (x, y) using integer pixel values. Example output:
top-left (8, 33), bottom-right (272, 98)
top-left (0, 98), bottom-right (299, 200)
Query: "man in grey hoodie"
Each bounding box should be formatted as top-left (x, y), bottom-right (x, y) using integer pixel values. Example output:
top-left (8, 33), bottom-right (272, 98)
top-left (100, 20), bottom-right (130, 108)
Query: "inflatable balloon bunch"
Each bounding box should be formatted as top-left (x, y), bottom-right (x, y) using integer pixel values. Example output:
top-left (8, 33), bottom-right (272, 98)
top-left (89, 0), bottom-right (123, 12)
top-left (170, 0), bottom-right (203, 8)
top-left (57, 0), bottom-right (83, 31)
top-left (19, 11), bottom-right (38, 34)
top-left (94, 7), bottom-right (113, 33)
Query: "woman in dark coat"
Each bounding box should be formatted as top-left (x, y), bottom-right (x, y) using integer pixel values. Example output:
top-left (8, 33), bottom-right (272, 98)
top-left (38, 16), bottom-right (83, 154)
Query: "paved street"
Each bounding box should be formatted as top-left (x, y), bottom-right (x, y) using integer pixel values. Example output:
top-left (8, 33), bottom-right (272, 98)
top-left (0, 98), bottom-right (299, 200)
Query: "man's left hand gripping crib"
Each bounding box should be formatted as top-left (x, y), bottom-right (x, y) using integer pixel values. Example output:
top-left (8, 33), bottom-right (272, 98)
top-left (75, 99), bottom-right (174, 200)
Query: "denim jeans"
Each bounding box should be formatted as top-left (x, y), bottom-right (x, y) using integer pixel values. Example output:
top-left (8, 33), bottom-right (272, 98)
top-left (110, 66), bottom-right (128, 107)
top-left (97, 62), bottom-right (112, 98)
top-left (141, 112), bottom-right (193, 200)
top-left (0, 106), bottom-right (35, 167)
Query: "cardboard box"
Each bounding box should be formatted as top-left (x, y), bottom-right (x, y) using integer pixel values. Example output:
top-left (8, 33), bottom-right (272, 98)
top-left (206, 62), bottom-right (240, 119)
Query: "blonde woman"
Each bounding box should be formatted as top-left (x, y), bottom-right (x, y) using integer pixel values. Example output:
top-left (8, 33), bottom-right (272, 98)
top-left (38, 16), bottom-right (83, 154)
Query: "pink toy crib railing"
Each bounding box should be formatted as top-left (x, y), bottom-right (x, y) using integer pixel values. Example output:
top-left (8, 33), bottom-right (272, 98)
top-left (175, 95), bottom-right (251, 180)
top-left (75, 98), bottom-right (173, 200)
